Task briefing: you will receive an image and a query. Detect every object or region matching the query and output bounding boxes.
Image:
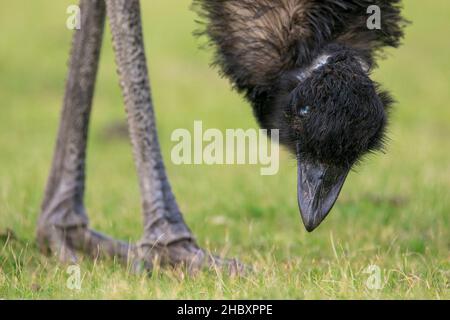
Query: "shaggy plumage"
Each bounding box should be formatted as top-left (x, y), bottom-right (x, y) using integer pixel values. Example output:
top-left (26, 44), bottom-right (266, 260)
top-left (194, 0), bottom-right (407, 166)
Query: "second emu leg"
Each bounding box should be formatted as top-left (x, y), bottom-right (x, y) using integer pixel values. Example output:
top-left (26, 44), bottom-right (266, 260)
top-left (106, 0), bottom-right (240, 272)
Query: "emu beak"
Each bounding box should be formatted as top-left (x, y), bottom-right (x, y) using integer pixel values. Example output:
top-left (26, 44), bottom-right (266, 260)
top-left (297, 159), bottom-right (349, 232)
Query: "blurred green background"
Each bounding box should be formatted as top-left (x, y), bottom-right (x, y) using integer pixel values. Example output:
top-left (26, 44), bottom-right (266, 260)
top-left (0, 1), bottom-right (449, 298)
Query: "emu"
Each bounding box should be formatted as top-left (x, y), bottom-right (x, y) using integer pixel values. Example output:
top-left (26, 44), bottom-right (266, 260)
top-left (37, 0), bottom-right (406, 271)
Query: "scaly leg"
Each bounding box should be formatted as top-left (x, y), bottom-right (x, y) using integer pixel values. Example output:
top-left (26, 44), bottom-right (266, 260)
top-left (106, 0), bottom-right (241, 273)
top-left (37, 0), bottom-right (132, 264)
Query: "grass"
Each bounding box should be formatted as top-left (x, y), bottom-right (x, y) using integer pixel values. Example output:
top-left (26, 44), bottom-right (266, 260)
top-left (0, 0), bottom-right (449, 299)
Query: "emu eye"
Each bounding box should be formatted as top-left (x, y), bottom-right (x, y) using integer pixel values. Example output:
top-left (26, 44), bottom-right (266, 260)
top-left (298, 105), bottom-right (310, 117)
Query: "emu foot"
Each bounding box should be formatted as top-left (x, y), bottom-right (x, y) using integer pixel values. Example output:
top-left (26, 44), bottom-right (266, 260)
top-left (36, 226), bottom-right (245, 276)
top-left (37, 225), bottom-right (135, 265)
top-left (136, 239), bottom-right (245, 276)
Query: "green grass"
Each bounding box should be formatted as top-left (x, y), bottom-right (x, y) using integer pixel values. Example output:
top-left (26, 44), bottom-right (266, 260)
top-left (0, 0), bottom-right (449, 299)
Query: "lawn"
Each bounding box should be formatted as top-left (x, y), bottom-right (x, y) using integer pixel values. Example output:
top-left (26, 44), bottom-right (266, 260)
top-left (0, 0), bottom-right (449, 299)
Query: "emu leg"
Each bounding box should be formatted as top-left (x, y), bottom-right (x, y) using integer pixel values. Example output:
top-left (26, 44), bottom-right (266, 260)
top-left (37, 0), bottom-right (132, 264)
top-left (106, 0), bottom-right (241, 273)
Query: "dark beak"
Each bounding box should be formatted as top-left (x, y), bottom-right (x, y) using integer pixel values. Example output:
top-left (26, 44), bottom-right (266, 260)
top-left (297, 158), bottom-right (350, 232)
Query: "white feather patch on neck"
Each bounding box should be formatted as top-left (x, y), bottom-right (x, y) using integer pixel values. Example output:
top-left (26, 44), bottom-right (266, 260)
top-left (296, 54), bottom-right (331, 82)
top-left (296, 54), bottom-right (369, 82)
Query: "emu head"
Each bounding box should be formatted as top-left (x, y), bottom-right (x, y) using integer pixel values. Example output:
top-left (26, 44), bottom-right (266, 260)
top-left (273, 47), bottom-right (393, 231)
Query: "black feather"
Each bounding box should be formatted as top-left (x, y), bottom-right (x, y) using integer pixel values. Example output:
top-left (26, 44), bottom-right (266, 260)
top-left (193, 0), bottom-right (408, 167)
